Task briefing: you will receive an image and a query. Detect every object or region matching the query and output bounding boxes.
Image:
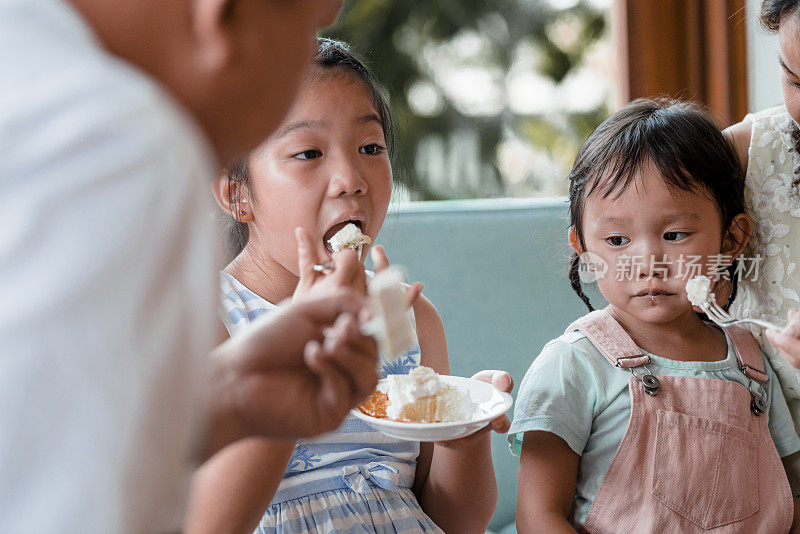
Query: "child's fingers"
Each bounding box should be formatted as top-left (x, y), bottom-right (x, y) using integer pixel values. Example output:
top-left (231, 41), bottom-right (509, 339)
top-left (370, 245), bottom-right (390, 273)
top-left (470, 370), bottom-right (514, 393)
top-left (493, 371), bottom-right (514, 393)
top-left (441, 415), bottom-right (509, 445)
top-left (330, 249), bottom-right (367, 293)
top-left (295, 227), bottom-right (321, 291)
top-left (404, 282), bottom-right (424, 308)
top-left (352, 264), bottom-right (368, 295)
top-left (329, 249), bottom-right (358, 281)
top-left (490, 415), bottom-right (511, 433)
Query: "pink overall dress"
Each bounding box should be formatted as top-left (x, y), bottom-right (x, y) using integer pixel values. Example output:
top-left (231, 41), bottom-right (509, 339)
top-left (566, 309), bottom-right (793, 533)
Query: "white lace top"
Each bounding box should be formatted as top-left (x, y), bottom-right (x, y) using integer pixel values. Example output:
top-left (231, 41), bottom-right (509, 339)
top-left (730, 105), bottom-right (800, 429)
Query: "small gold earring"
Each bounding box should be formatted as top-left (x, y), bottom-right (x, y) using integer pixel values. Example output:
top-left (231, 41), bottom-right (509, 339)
top-left (239, 210), bottom-right (246, 216)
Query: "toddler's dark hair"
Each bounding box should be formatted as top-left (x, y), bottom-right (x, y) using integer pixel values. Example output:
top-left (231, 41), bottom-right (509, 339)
top-left (568, 98), bottom-right (747, 311)
top-left (222, 38), bottom-right (394, 260)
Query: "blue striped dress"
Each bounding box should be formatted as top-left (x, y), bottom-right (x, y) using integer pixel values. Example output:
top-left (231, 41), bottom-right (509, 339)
top-left (219, 272), bottom-right (444, 533)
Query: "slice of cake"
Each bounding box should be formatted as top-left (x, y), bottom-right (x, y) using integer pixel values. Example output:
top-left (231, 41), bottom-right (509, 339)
top-left (371, 366), bottom-right (477, 423)
top-left (328, 223), bottom-right (372, 253)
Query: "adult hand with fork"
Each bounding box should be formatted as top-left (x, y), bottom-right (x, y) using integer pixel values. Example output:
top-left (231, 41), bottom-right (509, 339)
top-left (766, 310), bottom-right (800, 368)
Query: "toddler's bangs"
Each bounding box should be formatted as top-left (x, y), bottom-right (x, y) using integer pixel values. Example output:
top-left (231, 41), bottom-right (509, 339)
top-left (578, 103), bottom-right (730, 203)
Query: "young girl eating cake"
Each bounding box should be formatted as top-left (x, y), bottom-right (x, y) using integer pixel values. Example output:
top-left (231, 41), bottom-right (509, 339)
top-left (193, 39), bottom-right (513, 534)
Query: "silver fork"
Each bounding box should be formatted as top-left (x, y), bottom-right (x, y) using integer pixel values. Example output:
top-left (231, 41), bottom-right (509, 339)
top-left (312, 260), bottom-right (335, 273)
top-left (312, 246), bottom-right (365, 273)
top-left (701, 300), bottom-right (784, 331)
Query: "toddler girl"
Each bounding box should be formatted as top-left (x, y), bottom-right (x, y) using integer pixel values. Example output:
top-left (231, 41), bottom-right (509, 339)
top-left (510, 99), bottom-right (800, 533)
top-left (198, 39), bottom-right (511, 534)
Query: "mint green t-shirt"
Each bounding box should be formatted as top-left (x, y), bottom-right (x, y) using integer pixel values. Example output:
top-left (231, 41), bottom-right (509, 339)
top-left (508, 329), bottom-right (800, 530)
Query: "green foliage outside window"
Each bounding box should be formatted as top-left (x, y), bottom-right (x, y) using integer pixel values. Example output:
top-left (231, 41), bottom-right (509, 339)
top-left (323, 0), bottom-right (615, 200)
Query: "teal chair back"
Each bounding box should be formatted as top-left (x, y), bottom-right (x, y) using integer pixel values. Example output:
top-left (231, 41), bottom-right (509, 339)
top-left (374, 198), bottom-right (596, 533)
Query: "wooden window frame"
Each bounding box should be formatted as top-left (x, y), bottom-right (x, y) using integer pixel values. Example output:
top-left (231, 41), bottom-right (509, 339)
top-left (615, 0), bottom-right (749, 125)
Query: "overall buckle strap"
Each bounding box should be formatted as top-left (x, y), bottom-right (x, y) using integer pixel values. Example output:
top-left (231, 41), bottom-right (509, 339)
top-left (724, 326), bottom-right (769, 384)
top-left (615, 355), bottom-right (652, 369)
top-left (740, 364), bottom-right (769, 383)
top-left (566, 308), bottom-right (658, 396)
top-left (724, 326), bottom-right (769, 415)
top-left (565, 308), bottom-right (649, 368)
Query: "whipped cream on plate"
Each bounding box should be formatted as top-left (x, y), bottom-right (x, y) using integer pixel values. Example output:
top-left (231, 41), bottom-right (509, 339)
top-left (378, 366), bottom-right (478, 423)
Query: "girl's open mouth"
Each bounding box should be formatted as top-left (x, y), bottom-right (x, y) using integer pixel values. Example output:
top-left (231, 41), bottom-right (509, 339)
top-left (322, 219), bottom-right (366, 255)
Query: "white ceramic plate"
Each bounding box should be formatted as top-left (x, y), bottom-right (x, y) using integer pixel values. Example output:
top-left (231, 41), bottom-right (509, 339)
top-left (350, 375), bottom-right (514, 442)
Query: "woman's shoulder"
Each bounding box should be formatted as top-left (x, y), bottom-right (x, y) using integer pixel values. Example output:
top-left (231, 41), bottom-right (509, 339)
top-left (724, 118), bottom-right (753, 170)
top-left (725, 106), bottom-right (792, 169)
top-left (742, 105), bottom-right (795, 148)
top-left (747, 104), bottom-right (792, 125)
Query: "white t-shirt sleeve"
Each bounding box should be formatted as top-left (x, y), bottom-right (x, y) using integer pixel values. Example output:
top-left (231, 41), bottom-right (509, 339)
top-left (0, 1), bottom-right (219, 531)
top-left (508, 338), bottom-right (600, 456)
